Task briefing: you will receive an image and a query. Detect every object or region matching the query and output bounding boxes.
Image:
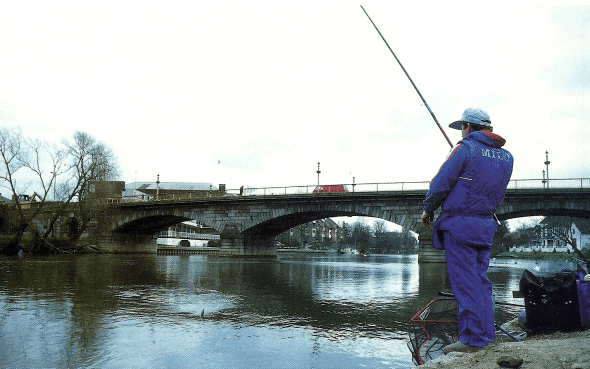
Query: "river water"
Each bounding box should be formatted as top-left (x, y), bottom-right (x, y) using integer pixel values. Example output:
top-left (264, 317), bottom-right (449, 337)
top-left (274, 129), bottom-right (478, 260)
top-left (0, 253), bottom-right (578, 369)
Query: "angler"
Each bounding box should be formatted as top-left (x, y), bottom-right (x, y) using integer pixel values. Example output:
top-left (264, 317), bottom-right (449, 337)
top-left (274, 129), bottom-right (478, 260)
top-left (421, 108), bottom-right (514, 353)
top-left (360, 7), bottom-right (514, 354)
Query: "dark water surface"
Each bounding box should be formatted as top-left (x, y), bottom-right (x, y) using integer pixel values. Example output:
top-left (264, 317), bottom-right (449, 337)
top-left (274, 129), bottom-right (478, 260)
top-left (0, 253), bottom-right (577, 368)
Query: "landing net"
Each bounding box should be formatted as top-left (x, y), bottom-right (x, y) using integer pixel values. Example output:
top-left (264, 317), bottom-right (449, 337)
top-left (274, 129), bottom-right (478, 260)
top-left (407, 298), bottom-right (458, 365)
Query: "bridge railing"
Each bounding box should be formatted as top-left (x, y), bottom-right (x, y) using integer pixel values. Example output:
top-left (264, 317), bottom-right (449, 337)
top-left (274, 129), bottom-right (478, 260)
top-left (506, 178), bottom-right (590, 189)
top-left (116, 178), bottom-right (590, 203)
top-left (224, 181), bottom-right (433, 196)
top-left (225, 178), bottom-right (590, 196)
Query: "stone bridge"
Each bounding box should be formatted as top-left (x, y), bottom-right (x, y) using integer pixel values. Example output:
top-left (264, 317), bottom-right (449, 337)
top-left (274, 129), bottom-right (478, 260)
top-left (91, 190), bottom-right (425, 256)
top-left (87, 179), bottom-right (590, 260)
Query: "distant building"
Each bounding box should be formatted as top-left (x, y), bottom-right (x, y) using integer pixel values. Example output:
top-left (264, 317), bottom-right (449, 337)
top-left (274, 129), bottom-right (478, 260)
top-left (87, 181), bottom-right (125, 202)
top-left (10, 193), bottom-right (42, 209)
top-left (278, 218), bottom-right (343, 249)
top-left (509, 217), bottom-right (590, 253)
top-left (122, 182), bottom-right (220, 202)
top-left (571, 220), bottom-right (590, 251)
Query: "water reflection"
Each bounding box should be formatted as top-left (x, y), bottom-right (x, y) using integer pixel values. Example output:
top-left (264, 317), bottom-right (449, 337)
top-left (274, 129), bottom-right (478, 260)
top-left (0, 253), bottom-right (578, 369)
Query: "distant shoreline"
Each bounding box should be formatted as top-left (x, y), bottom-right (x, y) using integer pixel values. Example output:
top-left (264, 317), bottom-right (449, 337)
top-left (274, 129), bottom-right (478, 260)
top-left (494, 251), bottom-right (580, 261)
top-left (277, 248), bottom-right (329, 254)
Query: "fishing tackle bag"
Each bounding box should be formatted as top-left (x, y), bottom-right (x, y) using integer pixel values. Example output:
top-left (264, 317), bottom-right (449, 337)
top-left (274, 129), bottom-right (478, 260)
top-left (519, 269), bottom-right (581, 335)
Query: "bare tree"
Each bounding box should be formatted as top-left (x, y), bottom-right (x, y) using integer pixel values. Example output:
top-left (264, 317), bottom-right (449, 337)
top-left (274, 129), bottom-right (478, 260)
top-left (543, 216), bottom-right (588, 261)
top-left (373, 220), bottom-right (388, 254)
top-left (0, 128), bottom-right (119, 255)
top-left (60, 132), bottom-right (120, 240)
top-left (0, 127), bottom-right (27, 254)
top-left (491, 220), bottom-right (511, 255)
top-left (513, 223), bottom-right (539, 248)
top-left (61, 132), bottom-right (118, 199)
top-left (0, 129), bottom-right (63, 253)
top-left (352, 218), bottom-right (372, 255)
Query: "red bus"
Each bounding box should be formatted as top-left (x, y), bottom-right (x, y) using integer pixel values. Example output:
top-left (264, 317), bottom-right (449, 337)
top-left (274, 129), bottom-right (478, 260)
top-left (312, 185), bottom-right (349, 194)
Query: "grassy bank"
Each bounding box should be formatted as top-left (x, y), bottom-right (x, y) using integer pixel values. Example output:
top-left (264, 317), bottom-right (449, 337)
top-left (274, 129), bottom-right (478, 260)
top-left (493, 250), bottom-right (590, 261)
top-left (494, 251), bottom-right (579, 261)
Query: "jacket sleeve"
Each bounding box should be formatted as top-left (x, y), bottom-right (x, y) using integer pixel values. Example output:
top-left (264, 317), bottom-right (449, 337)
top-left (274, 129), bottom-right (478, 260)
top-left (423, 144), bottom-right (469, 215)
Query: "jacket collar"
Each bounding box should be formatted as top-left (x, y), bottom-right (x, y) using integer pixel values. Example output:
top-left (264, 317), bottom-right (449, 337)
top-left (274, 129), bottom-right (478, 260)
top-left (466, 130), bottom-right (506, 148)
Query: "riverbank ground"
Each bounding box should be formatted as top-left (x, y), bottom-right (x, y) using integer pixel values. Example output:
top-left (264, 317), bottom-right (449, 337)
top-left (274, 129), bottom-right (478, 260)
top-left (417, 254), bottom-right (590, 368)
top-left (416, 327), bottom-right (590, 368)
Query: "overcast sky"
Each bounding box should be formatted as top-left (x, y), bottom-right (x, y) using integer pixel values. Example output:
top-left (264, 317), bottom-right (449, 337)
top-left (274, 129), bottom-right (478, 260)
top-left (1, 1), bottom-right (589, 194)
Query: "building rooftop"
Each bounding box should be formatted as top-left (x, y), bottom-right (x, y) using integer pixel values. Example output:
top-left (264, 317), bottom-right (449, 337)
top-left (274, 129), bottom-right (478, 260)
top-left (541, 216), bottom-right (590, 236)
top-left (573, 219), bottom-right (590, 235)
top-left (124, 182), bottom-right (219, 196)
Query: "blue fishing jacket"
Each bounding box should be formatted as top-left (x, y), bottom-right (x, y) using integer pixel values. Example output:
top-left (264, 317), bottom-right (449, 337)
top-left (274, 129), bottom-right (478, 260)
top-left (423, 130), bottom-right (513, 249)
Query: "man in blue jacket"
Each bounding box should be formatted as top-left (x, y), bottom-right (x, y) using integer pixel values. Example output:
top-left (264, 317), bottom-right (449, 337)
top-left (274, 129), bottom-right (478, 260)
top-left (421, 108), bottom-right (513, 354)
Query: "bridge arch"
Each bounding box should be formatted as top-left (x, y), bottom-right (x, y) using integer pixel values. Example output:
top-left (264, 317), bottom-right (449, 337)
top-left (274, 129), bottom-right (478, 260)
top-left (113, 215), bottom-right (193, 234)
top-left (110, 206), bottom-right (413, 241)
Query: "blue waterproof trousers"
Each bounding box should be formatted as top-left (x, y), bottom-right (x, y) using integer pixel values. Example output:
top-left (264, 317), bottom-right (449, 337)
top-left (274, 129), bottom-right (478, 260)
top-left (443, 231), bottom-right (495, 347)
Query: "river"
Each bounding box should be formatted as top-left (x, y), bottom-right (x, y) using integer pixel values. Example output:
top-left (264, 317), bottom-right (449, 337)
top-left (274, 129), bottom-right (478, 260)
top-left (0, 252), bottom-right (578, 369)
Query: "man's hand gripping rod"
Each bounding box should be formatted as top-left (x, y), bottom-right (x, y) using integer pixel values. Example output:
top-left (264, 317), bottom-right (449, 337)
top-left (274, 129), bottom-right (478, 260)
top-left (360, 5), bottom-right (453, 149)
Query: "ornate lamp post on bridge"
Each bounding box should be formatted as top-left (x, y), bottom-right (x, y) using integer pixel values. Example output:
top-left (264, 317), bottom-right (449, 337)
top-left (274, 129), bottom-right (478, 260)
top-left (315, 162), bottom-right (321, 191)
top-left (156, 174), bottom-right (160, 201)
top-left (544, 151), bottom-right (550, 188)
top-left (542, 170), bottom-right (546, 188)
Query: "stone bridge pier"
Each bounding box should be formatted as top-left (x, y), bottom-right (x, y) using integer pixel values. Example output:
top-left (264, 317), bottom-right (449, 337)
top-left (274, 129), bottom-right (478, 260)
top-left (218, 222), bottom-right (276, 257)
top-left (83, 218), bottom-right (160, 253)
top-left (417, 227), bottom-right (445, 263)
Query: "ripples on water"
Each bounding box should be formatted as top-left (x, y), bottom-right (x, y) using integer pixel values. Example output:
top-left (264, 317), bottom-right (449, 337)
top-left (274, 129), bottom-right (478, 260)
top-left (0, 253), bottom-right (578, 368)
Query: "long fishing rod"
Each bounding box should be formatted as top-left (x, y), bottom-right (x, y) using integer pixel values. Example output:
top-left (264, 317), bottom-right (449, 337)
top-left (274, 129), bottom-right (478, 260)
top-left (361, 5), bottom-right (502, 227)
top-left (360, 5), bottom-right (454, 148)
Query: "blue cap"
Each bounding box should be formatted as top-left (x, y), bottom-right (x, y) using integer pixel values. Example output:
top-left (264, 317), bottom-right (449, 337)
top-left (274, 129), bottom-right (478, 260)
top-left (449, 108), bottom-right (491, 130)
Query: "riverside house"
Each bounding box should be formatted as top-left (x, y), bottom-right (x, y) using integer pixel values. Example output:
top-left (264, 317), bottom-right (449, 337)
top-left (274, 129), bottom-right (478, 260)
top-left (509, 217), bottom-right (590, 253)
